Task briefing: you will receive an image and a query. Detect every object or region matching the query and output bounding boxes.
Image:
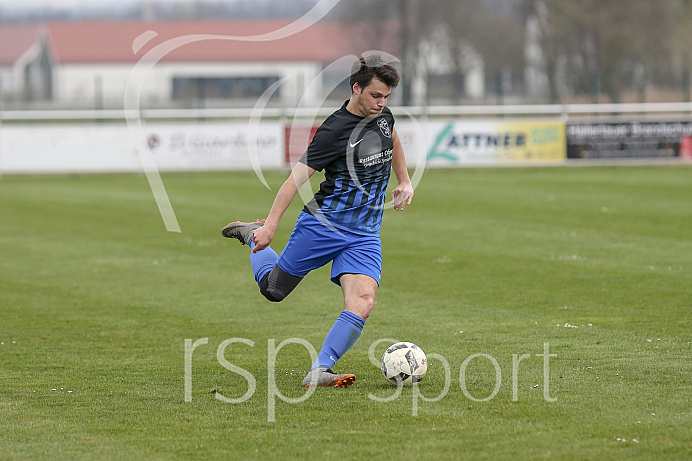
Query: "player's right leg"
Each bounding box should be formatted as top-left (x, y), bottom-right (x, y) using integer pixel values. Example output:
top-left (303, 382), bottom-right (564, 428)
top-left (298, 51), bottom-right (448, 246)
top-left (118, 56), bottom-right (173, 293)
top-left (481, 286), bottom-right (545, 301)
top-left (257, 265), bottom-right (302, 302)
top-left (221, 219), bottom-right (265, 245)
top-left (221, 218), bottom-right (305, 303)
top-left (258, 212), bottom-right (341, 303)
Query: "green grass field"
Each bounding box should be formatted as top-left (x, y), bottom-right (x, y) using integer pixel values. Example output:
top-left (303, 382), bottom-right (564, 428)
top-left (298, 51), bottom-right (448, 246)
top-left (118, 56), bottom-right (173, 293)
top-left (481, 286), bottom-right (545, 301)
top-left (1, 165), bottom-right (690, 459)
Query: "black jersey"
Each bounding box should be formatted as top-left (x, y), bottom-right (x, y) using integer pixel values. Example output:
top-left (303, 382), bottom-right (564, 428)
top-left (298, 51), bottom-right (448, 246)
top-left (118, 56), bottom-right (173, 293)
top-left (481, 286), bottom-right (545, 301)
top-left (299, 101), bottom-right (395, 236)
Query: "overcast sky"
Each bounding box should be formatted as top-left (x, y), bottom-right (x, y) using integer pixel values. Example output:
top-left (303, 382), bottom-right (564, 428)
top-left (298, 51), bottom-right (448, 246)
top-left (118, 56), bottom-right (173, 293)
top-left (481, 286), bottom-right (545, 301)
top-left (0, 0), bottom-right (108, 4)
top-left (0, 0), bottom-right (185, 6)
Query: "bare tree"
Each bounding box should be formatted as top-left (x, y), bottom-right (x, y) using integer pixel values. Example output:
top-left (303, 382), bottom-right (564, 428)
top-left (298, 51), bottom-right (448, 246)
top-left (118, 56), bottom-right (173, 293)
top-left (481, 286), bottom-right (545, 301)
top-left (466, 1), bottom-right (525, 102)
top-left (522, 0), bottom-right (679, 103)
top-left (341, 0), bottom-right (688, 104)
top-left (339, 0), bottom-right (526, 104)
top-left (336, 0), bottom-right (420, 105)
top-left (669, 0), bottom-right (692, 101)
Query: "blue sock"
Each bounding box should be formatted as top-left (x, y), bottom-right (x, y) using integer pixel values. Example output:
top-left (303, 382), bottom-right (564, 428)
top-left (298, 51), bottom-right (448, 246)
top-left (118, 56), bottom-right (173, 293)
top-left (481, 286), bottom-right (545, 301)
top-left (249, 240), bottom-right (278, 284)
top-left (312, 311), bottom-right (366, 369)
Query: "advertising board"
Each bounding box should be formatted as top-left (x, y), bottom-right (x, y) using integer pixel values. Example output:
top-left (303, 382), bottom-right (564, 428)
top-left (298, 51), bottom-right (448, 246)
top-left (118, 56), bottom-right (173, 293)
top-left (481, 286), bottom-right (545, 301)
top-left (566, 121), bottom-right (692, 159)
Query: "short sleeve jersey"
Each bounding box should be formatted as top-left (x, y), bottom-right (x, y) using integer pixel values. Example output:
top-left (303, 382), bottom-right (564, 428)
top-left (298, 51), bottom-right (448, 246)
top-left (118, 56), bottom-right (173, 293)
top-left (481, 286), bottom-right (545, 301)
top-left (299, 101), bottom-right (395, 236)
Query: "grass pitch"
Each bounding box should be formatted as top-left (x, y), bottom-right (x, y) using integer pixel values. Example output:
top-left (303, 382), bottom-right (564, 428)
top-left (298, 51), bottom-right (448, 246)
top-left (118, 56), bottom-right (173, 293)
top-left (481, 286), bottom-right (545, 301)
top-left (1, 165), bottom-right (690, 459)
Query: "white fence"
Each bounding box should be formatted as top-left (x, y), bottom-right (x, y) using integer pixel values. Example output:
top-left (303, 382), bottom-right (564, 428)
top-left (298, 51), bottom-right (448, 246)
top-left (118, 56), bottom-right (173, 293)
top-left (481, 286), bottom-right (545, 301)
top-left (2, 102), bottom-right (692, 121)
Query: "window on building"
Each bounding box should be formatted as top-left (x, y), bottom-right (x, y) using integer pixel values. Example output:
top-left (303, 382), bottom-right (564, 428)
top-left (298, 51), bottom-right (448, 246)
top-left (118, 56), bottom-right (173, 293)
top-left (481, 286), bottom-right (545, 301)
top-left (172, 76), bottom-right (281, 100)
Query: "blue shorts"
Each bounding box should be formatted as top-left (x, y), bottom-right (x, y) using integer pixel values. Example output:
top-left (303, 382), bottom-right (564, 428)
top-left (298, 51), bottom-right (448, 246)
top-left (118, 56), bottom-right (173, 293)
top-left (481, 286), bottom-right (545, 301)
top-left (276, 212), bottom-right (382, 286)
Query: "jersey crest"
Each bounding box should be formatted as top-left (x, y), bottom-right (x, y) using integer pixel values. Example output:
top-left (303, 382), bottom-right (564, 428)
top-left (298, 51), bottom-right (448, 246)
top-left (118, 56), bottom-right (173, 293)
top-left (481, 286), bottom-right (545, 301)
top-left (378, 118), bottom-right (391, 138)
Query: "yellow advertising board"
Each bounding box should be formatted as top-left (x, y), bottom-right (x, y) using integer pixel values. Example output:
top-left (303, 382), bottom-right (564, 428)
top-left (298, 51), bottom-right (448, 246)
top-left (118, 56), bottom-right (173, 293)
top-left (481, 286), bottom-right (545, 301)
top-left (424, 120), bottom-right (566, 165)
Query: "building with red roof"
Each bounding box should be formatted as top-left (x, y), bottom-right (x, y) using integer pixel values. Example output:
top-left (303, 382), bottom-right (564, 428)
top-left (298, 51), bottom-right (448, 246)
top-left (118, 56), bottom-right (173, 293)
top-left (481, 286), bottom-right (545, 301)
top-left (0, 19), bottom-right (484, 109)
top-left (0, 20), bottom-right (400, 109)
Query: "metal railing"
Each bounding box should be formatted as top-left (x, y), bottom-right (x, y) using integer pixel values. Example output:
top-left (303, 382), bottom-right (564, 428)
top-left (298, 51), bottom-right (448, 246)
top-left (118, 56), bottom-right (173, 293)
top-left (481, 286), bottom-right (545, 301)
top-left (1, 102), bottom-right (691, 122)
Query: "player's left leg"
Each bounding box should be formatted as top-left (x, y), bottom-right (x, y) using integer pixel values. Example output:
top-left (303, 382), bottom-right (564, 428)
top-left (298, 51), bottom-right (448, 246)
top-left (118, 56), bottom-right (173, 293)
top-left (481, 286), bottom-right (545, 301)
top-left (302, 234), bottom-right (381, 388)
top-left (312, 274), bottom-right (377, 368)
top-left (302, 275), bottom-right (377, 388)
top-left (340, 273), bottom-right (378, 319)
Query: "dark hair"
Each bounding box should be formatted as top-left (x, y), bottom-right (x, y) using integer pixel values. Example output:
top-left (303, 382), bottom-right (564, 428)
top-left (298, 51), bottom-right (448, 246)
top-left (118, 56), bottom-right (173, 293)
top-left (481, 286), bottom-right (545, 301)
top-left (349, 55), bottom-right (400, 92)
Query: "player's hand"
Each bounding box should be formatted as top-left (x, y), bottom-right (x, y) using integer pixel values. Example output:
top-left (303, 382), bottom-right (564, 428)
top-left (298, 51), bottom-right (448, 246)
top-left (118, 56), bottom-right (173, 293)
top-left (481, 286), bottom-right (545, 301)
top-left (252, 224), bottom-right (275, 253)
top-left (392, 182), bottom-right (414, 211)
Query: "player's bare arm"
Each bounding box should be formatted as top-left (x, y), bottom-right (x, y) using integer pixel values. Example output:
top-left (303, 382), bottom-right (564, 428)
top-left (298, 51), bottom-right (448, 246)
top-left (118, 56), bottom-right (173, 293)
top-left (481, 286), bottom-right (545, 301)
top-left (390, 127), bottom-right (414, 211)
top-left (252, 162), bottom-right (315, 253)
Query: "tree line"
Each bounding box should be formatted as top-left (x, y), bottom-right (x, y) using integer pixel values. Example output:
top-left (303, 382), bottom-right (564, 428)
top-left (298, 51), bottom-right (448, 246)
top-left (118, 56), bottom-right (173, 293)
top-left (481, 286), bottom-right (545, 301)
top-left (340, 0), bottom-right (692, 104)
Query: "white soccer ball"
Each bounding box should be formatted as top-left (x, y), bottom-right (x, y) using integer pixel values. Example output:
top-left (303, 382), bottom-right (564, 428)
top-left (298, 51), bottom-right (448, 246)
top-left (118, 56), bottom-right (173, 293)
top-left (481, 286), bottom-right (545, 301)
top-left (381, 341), bottom-right (427, 386)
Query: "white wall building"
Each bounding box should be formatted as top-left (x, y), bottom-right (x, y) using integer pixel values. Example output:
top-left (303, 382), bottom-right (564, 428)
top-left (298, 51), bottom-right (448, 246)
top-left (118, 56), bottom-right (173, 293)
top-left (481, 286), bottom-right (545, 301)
top-left (0, 19), bottom-right (487, 109)
top-left (1, 20), bottom-right (366, 109)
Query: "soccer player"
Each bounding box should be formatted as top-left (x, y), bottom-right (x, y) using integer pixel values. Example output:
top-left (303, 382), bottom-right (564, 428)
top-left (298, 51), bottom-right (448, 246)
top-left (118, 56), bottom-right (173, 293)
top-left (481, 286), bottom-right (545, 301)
top-left (222, 54), bottom-right (414, 387)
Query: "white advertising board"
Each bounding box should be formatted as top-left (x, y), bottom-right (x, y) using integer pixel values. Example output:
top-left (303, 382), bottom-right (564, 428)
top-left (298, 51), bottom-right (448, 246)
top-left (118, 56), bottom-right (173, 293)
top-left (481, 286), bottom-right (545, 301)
top-left (0, 122), bottom-right (284, 173)
top-left (143, 122), bottom-right (283, 171)
top-left (0, 124), bottom-right (139, 173)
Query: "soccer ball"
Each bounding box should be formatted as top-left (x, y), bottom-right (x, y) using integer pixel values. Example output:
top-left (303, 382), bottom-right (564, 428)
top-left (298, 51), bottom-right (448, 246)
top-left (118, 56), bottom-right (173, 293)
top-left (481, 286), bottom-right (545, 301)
top-left (381, 341), bottom-right (427, 386)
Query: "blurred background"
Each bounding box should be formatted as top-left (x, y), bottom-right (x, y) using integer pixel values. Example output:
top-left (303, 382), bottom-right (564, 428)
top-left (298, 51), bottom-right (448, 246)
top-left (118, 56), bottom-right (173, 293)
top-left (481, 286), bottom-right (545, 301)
top-left (0, 0), bottom-right (691, 174)
top-left (1, 0), bottom-right (690, 110)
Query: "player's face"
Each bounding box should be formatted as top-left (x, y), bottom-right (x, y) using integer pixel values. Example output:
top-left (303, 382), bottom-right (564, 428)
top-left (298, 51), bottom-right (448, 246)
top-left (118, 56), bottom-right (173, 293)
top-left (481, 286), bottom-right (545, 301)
top-left (353, 77), bottom-right (391, 116)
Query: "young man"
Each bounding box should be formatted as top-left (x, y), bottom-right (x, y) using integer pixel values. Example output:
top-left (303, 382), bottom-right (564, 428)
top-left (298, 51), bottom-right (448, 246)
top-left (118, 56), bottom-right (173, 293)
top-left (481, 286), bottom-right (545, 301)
top-left (222, 54), bottom-right (414, 387)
